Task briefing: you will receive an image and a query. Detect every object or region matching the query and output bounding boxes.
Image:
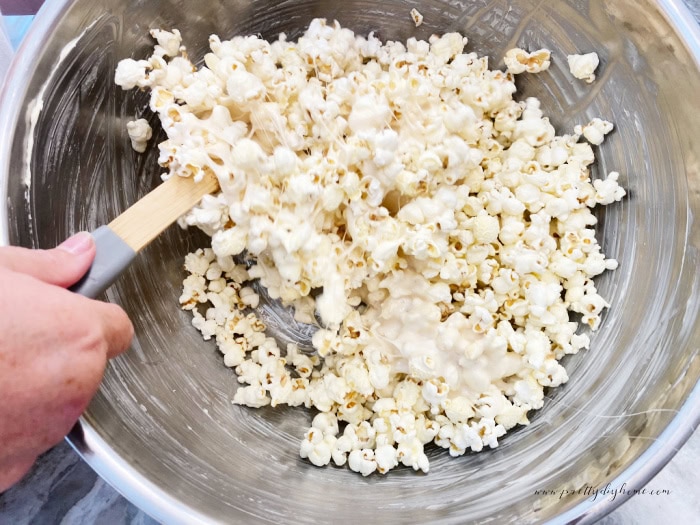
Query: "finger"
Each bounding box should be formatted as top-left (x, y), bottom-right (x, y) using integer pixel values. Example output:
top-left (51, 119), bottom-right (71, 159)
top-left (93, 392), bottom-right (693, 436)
top-left (0, 232), bottom-right (96, 288)
top-left (93, 301), bottom-right (135, 359)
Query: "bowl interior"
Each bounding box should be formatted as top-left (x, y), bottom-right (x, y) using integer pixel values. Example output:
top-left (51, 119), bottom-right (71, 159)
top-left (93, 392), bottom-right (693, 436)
top-left (4, 0), bottom-right (700, 523)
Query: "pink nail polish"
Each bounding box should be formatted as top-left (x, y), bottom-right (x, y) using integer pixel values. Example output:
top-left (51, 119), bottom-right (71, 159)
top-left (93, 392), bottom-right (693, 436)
top-left (57, 231), bottom-right (94, 255)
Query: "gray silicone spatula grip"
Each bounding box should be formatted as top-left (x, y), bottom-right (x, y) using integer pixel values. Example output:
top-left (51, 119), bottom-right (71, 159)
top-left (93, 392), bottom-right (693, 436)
top-left (69, 225), bottom-right (137, 298)
top-left (66, 171), bottom-right (219, 298)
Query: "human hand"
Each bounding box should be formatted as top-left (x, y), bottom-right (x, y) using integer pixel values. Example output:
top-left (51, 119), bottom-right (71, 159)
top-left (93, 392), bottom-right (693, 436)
top-left (0, 233), bottom-right (133, 491)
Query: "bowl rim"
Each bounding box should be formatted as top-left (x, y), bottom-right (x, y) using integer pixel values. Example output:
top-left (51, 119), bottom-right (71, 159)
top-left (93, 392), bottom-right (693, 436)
top-left (1, 1), bottom-right (699, 523)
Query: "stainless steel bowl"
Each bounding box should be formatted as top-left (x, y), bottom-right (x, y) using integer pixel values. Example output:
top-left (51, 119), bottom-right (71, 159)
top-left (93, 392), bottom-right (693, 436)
top-left (2, 1), bottom-right (700, 523)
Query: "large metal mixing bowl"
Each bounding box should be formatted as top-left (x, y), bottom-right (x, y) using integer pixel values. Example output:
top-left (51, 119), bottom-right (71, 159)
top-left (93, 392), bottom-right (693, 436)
top-left (2, 0), bottom-right (700, 523)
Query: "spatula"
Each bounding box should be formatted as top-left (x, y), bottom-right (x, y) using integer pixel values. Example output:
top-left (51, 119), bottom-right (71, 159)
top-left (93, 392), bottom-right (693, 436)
top-left (69, 172), bottom-right (220, 298)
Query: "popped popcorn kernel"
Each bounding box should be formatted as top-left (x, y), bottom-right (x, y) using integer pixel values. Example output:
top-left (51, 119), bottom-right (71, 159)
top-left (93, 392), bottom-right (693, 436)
top-left (575, 118), bottom-right (613, 146)
top-left (125, 118), bottom-right (152, 153)
top-left (504, 47), bottom-right (551, 74)
top-left (410, 8), bottom-right (424, 27)
top-left (567, 52), bottom-right (600, 83)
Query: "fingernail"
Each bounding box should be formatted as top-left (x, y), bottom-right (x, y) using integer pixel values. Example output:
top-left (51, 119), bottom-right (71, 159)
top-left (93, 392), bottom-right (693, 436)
top-left (58, 231), bottom-right (94, 255)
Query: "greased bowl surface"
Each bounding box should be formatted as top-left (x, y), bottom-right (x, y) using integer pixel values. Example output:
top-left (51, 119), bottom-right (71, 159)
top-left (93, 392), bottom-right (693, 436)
top-left (2, 1), bottom-right (700, 523)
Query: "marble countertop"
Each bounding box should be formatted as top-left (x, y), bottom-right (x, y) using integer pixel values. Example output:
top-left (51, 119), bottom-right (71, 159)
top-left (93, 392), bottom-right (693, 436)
top-left (2, 1), bottom-right (700, 524)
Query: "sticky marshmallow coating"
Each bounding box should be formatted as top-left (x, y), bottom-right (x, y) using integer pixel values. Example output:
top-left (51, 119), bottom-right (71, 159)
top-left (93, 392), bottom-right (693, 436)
top-left (117, 21), bottom-right (624, 475)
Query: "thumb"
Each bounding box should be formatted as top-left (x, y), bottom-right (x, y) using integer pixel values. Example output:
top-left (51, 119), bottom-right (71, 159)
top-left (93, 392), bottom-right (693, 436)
top-left (0, 232), bottom-right (96, 288)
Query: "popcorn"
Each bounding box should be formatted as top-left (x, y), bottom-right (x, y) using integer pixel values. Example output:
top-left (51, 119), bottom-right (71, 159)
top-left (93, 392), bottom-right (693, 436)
top-left (504, 47), bottom-right (551, 74)
top-left (450, 422), bottom-right (484, 455)
top-left (375, 444), bottom-right (400, 474)
top-left (114, 58), bottom-right (150, 89)
top-left (567, 52), bottom-right (600, 83)
top-left (233, 385), bottom-right (270, 408)
top-left (150, 29), bottom-right (183, 58)
top-left (410, 8), bottom-right (424, 27)
top-left (593, 171), bottom-right (626, 204)
top-left (348, 449), bottom-right (378, 476)
top-left (397, 437), bottom-right (430, 472)
top-left (300, 427), bottom-right (336, 467)
top-left (473, 213), bottom-right (500, 244)
top-left (125, 119), bottom-right (153, 153)
top-left (239, 287), bottom-right (260, 308)
top-left (575, 118), bottom-right (613, 146)
top-left (121, 19), bottom-right (623, 477)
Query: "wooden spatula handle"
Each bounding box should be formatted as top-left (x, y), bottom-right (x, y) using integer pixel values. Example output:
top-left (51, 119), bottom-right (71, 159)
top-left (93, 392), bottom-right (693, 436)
top-left (69, 172), bottom-right (220, 298)
top-left (110, 171), bottom-right (220, 253)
